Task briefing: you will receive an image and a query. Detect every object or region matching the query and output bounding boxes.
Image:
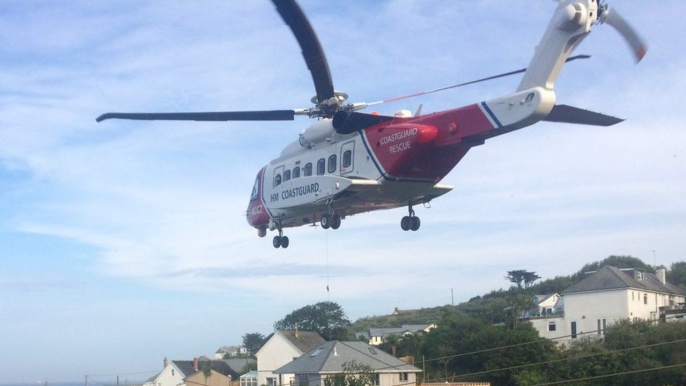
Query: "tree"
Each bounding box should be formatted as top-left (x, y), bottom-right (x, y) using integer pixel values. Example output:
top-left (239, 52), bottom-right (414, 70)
top-left (323, 361), bottom-right (375, 386)
top-left (243, 332), bottom-right (267, 356)
top-left (202, 361), bottom-right (212, 385)
top-left (667, 261), bottom-right (686, 289)
top-left (505, 270), bottom-right (540, 289)
top-left (274, 301), bottom-right (351, 340)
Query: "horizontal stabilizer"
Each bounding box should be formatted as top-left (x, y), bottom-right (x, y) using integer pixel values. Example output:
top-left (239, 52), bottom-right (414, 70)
top-left (543, 104), bottom-right (624, 126)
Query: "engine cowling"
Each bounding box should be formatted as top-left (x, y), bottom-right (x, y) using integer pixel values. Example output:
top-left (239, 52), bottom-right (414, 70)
top-left (299, 119), bottom-right (335, 147)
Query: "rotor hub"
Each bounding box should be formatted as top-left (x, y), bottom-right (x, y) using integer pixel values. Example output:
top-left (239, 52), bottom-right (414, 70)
top-left (311, 91), bottom-right (349, 105)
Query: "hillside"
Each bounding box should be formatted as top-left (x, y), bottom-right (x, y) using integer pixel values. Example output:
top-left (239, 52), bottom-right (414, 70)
top-left (351, 255), bottom-right (685, 331)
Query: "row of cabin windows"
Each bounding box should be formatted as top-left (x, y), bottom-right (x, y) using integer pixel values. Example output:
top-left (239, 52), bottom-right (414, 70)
top-left (273, 150), bottom-right (352, 188)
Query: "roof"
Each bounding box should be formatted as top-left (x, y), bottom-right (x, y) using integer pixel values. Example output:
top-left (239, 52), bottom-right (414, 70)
top-left (563, 266), bottom-right (686, 296)
top-left (367, 324), bottom-right (432, 338)
top-left (278, 330), bottom-right (326, 354)
top-left (172, 359), bottom-right (243, 379)
top-left (274, 341), bottom-right (421, 375)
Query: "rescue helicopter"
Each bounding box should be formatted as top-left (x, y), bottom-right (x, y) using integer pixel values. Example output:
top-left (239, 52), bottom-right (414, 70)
top-left (97, 0), bottom-right (647, 249)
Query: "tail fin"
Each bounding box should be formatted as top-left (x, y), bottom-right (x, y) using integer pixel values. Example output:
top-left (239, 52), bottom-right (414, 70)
top-left (517, 1), bottom-right (599, 92)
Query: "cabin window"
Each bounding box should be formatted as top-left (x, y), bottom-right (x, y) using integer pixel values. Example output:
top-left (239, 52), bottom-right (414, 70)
top-left (304, 163), bottom-right (313, 176)
top-left (293, 166), bottom-right (301, 179)
top-left (274, 173), bottom-right (282, 187)
top-left (317, 158), bottom-right (325, 175)
top-left (284, 169), bottom-right (291, 182)
top-left (250, 175), bottom-right (260, 201)
top-left (328, 154), bottom-right (337, 173)
top-left (343, 150), bottom-right (352, 168)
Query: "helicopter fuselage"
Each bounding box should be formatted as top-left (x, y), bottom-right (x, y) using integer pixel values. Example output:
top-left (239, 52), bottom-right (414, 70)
top-left (247, 87), bottom-right (556, 236)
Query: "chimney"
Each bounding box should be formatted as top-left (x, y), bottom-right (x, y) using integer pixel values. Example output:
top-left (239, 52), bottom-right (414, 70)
top-left (194, 357), bottom-right (199, 372)
top-left (657, 268), bottom-right (666, 284)
top-left (164, 357), bottom-right (169, 369)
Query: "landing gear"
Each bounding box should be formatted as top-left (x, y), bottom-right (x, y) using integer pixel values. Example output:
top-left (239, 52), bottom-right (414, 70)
top-left (272, 228), bottom-right (289, 249)
top-left (321, 214), bottom-right (342, 230)
top-left (400, 205), bottom-right (421, 231)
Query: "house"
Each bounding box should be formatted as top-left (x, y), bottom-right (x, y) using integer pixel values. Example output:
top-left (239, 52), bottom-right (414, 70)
top-left (355, 324), bottom-right (436, 346)
top-left (529, 266), bottom-right (686, 345)
top-left (256, 329), bottom-right (326, 386)
top-left (146, 357), bottom-right (250, 386)
top-left (531, 293), bottom-right (562, 316)
top-left (215, 345), bottom-right (248, 359)
top-left (274, 341), bottom-right (421, 386)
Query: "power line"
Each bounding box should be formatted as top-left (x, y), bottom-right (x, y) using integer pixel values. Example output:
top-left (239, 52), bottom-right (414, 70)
top-left (535, 363), bottom-right (686, 385)
top-left (451, 337), bottom-right (686, 380)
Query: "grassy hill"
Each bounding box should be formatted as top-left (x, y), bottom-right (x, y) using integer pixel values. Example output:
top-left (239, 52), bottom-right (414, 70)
top-left (350, 255), bottom-right (677, 332)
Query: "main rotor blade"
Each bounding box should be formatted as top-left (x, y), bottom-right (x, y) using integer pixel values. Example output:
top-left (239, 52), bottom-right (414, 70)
top-left (96, 110), bottom-right (296, 123)
top-left (272, 0), bottom-right (335, 105)
top-left (366, 55), bottom-right (591, 107)
top-left (601, 6), bottom-right (648, 63)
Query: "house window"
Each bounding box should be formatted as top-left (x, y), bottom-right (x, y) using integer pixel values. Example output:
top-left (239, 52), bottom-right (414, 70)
top-left (304, 163), bottom-right (313, 176)
top-left (571, 321), bottom-right (577, 339)
top-left (297, 374), bottom-right (308, 386)
top-left (597, 319), bottom-right (607, 335)
top-left (548, 321), bottom-right (556, 332)
top-left (328, 154), bottom-right (337, 173)
top-left (293, 166), bottom-right (301, 179)
top-left (171, 369), bottom-right (175, 377)
top-left (317, 158), bottom-right (325, 175)
top-left (373, 374), bottom-right (380, 386)
top-left (644, 293), bottom-right (648, 304)
top-left (400, 373), bottom-right (409, 381)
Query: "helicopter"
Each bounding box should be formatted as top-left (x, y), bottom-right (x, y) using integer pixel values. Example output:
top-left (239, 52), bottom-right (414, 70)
top-left (97, 0), bottom-right (647, 249)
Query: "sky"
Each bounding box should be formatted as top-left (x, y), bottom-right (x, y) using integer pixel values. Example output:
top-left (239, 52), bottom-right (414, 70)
top-left (1, 0), bottom-right (685, 382)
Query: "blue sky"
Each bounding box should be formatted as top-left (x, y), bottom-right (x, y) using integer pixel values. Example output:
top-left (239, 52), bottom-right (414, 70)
top-left (1, 0), bottom-right (685, 382)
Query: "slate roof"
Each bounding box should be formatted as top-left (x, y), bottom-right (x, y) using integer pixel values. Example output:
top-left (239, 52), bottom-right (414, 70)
top-left (172, 359), bottom-right (242, 379)
top-left (563, 266), bottom-right (686, 296)
top-left (274, 341), bottom-right (421, 374)
top-left (279, 330), bottom-right (326, 354)
top-left (367, 324), bottom-right (432, 338)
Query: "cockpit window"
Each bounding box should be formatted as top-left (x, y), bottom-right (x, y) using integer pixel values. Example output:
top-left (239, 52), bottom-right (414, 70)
top-left (250, 175), bottom-right (260, 201)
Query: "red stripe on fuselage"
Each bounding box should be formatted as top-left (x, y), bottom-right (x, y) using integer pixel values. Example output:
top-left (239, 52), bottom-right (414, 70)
top-left (363, 104), bottom-right (496, 182)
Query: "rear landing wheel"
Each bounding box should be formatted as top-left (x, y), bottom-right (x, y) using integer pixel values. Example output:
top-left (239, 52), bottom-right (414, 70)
top-left (331, 214), bottom-right (342, 230)
top-left (401, 216), bottom-right (411, 231)
top-left (321, 214), bottom-right (331, 229)
top-left (273, 235), bottom-right (282, 248)
top-left (410, 216), bottom-right (421, 231)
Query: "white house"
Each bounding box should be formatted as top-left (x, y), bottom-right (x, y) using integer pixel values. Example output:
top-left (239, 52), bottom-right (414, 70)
top-left (215, 345), bottom-right (248, 359)
top-left (274, 341), bottom-right (421, 386)
top-left (256, 330), bottom-right (326, 386)
top-left (144, 357), bottom-right (249, 386)
top-left (529, 266), bottom-right (686, 345)
top-left (355, 324), bottom-right (436, 346)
